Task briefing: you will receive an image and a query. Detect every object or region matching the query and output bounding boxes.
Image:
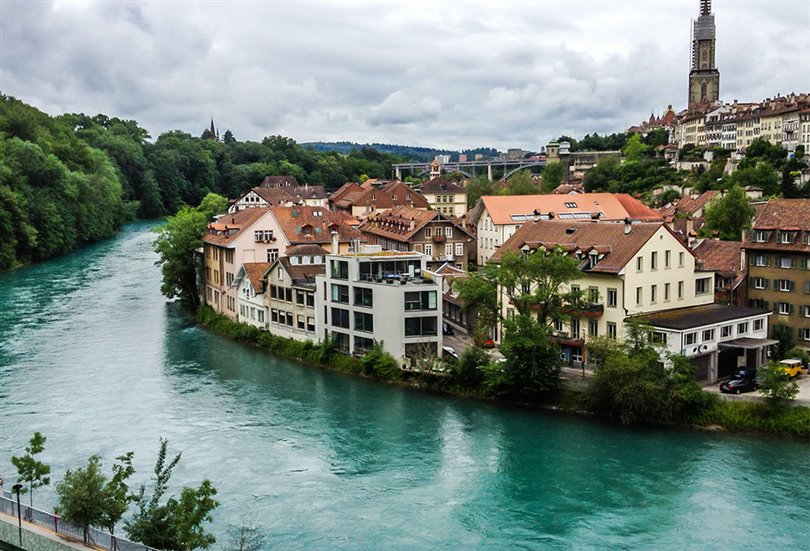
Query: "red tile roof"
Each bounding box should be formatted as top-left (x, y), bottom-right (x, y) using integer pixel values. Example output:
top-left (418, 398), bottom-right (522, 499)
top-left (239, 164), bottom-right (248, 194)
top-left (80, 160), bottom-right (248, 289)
top-left (271, 206), bottom-right (362, 245)
top-left (693, 239), bottom-right (743, 280)
top-left (204, 208), bottom-right (271, 247)
top-left (744, 199), bottom-right (810, 253)
top-left (359, 206), bottom-right (472, 242)
top-left (242, 262), bottom-right (272, 293)
top-left (419, 177), bottom-right (465, 194)
top-left (481, 193), bottom-right (661, 226)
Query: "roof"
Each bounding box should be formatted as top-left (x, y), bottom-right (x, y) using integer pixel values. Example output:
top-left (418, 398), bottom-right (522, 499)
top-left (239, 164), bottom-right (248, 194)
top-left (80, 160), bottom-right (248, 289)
top-left (358, 206), bottom-right (472, 242)
top-left (333, 180), bottom-right (430, 210)
top-left (285, 244), bottom-right (330, 257)
top-left (744, 199), bottom-right (810, 253)
top-left (639, 304), bottom-right (770, 331)
top-left (693, 239), bottom-right (742, 276)
top-left (480, 193), bottom-right (662, 226)
top-left (284, 185), bottom-right (327, 200)
top-left (271, 206), bottom-right (362, 245)
top-left (252, 187), bottom-right (296, 205)
top-left (260, 175), bottom-right (299, 188)
top-left (434, 263), bottom-right (467, 277)
top-left (276, 257), bottom-right (324, 286)
top-left (242, 262), bottom-right (272, 293)
top-left (204, 208), bottom-right (270, 247)
top-left (491, 220), bottom-right (666, 274)
top-left (330, 182), bottom-right (364, 204)
top-left (419, 177), bottom-right (466, 194)
top-left (551, 184), bottom-right (585, 194)
top-left (659, 191), bottom-right (719, 218)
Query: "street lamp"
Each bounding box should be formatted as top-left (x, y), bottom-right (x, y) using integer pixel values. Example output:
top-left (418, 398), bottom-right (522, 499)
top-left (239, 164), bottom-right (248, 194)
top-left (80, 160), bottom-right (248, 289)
top-left (11, 483), bottom-right (23, 547)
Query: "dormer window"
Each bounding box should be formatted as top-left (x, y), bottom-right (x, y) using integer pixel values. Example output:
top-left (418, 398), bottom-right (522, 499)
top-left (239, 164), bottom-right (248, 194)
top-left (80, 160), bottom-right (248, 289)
top-left (778, 231), bottom-right (796, 244)
top-left (564, 202), bottom-right (577, 208)
top-left (588, 253), bottom-right (598, 269)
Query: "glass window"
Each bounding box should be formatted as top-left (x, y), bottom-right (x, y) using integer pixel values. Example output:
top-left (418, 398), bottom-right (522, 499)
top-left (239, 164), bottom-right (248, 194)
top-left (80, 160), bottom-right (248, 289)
top-left (780, 257), bottom-right (795, 269)
top-left (424, 227), bottom-right (432, 238)
top-left (405, 316), bottom-right (438, 336)
top-left (331, 307), bottom-right (350, 328)
top-left (650, 251), bottom-right (658, 270)
top-left (330, 259), bottom-right (348, 279)
top-left (665, 250), bottom-right (671, 268)
top-left (754, 319), bottom-right (764, 331)
top-left (354, 287), bottom-right (373, 307)
top-left (678, 252), bottom-right (685, 267)
top-left (589, 320), bottom-right (598, 337)
top-left (685, 332), bottom-right (697, 345)
top-left (607, 288), bottom-right (617, 308)
top-left (354, 311), bottom-right (374, 333)
top-left (737, 322), bottom-right (749, 334)
top-left (702, 329), bottom-right (714, 342)
top-left (445, 227), bottom-right (453, 238)
top-left (404, 291), bottom-right (437, 311)
top-left (636, 286), bottom-right (642, 305)
top-left (636, 257), bottom-right (643, 271)
top-left (354, 336), bottom-right (374, 353)
top-left (607, 322), bottom-right (617, 340)
top-left (331, 284), bottom-right (349, 304)
top-left (455, 243), bottom-right (464, 257)
top-left (721, 325), bottom-right (731, 338)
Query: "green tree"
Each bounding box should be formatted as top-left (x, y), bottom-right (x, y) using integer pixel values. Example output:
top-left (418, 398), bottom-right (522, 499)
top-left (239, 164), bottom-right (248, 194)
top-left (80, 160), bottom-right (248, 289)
top-left (497, 314), bottom-right (562, 399)
top-left (702, 186), bottom-right (755, 240)
top-left (501, 170), bottom-right (540, 196)
top-left (11, 432), bottom-right (50, 508)
top-left (153, 193), bottom-right (227, 309)
top-left (622, 134), bottom-right (650, 161)
top-left (103, 452), bottom-right (136, 538)
top-left (758, 362), bottom-right (799, 403)
top-left (125, 439), bottom-right (219, 551)
top-left (465, 176), bottom-right (495, 209)
top-left (55, 456), bottom-right (108, 544)
top-left (771, 322), bottom-right (795, 361)
top-left (540, 162), bottom-right (564, 192)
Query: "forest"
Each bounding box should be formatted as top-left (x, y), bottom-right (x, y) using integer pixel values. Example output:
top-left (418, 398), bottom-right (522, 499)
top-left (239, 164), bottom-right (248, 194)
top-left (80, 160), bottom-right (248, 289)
top-left (0, 95), bottom-right (406, 269)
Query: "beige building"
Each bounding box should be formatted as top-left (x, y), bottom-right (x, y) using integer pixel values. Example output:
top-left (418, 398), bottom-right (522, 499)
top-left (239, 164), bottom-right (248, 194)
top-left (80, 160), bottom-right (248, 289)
top-left (264, 245), bottom-right (326, 341)
top-left (473, 193), bottom-right (662, 265)
top-left (419, 177), bottom-right (468, 217)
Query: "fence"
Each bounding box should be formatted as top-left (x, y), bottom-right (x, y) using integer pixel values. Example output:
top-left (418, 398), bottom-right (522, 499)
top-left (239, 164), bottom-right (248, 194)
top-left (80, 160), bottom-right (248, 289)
top-left (0, 492), bottom-right (159, 551)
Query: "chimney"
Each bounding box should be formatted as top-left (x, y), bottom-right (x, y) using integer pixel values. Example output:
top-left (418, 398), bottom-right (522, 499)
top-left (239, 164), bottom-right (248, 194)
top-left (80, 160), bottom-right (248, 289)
top-left (624, 218), bottom-right (632, 234)
top-left (331, 230), bottom-right (339, 255)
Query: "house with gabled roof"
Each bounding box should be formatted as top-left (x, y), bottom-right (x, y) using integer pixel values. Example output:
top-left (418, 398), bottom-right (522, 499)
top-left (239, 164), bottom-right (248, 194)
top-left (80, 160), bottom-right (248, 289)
top-left (358, 206), bottom-right (474, 271)
top-left (418, 176), bottom-right (467, 217)
top-left (475, 193), bottom-right (662, 265)
top-left (264, 245), bottom-right (327, 341)
top-left (233, 262), bottom-right (272, 329)
top-left (692, 238), bottom-right (747, 306)
top-left (229, 187), bottom-right (297, 213)
top-left (329, 180), bottom-right (429, 218)
top-left (266, 206), bottom-right (362, 254)
top-left (493, 219), bottom-right (770, 380)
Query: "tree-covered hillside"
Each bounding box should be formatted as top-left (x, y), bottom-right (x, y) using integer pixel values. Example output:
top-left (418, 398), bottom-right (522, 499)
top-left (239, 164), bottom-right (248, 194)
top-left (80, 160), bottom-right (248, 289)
top-left (0, 96), bottom-right (406, 269)
top-left (302, 141), bottom-right (499, 162)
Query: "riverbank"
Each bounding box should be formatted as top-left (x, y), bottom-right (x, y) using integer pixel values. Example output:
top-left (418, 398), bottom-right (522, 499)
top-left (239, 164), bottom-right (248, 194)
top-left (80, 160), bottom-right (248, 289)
top-left (196, 306), bottom-right (810, 441)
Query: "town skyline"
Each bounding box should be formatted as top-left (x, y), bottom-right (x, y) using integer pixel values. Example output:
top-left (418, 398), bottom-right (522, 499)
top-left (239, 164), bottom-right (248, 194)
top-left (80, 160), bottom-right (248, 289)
top-left (1, 0), bottom-right (808, 150)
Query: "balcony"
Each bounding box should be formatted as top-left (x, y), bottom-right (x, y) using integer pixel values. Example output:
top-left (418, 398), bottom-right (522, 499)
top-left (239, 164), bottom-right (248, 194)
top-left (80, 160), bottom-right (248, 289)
top-left (432, 234), bottom-right (446, 243)
top-left (581, 304), bottom-right (604, 317)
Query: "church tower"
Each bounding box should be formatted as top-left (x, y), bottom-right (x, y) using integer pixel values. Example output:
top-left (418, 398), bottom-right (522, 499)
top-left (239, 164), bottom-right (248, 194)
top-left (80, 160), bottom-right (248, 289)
top-left (688, 0), bottom-right (720, 108)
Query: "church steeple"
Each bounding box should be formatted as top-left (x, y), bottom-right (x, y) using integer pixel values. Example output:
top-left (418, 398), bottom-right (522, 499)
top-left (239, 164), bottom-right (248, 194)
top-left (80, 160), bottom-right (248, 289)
top-left (201, 117), bottom-right (219, 141)
top-left (688, 0), bottom-right (720, 108)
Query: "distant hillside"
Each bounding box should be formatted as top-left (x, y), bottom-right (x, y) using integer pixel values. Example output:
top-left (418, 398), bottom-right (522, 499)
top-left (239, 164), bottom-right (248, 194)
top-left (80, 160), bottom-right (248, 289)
top-left (302, 141), bottom-right (500, 163)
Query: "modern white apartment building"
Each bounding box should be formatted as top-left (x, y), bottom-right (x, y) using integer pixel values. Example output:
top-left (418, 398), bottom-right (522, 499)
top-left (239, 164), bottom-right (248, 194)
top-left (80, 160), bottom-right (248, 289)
top-left (315, 246), bottom-right (443, 364)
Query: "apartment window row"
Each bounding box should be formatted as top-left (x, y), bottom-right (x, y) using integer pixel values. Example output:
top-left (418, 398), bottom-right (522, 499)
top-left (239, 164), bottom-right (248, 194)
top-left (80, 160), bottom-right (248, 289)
top-left (750, 254), bottom-right (809, 269)
top-left (684, 319), bottom-right (763, 345)
top-left (636, 281), bottom-right (685, 305)
top-left (751, 230), bottom-right (810, 245)
top-left (751, 278), bottom-right (810, 293)
top-left (271, 308), bottom-right (294, 327)
top-left (254, 230), bottom-right (274, 243)
top-left (424, 226), bottom-right (454, 239)
top-left (270, 285), bottom-right (294, 302)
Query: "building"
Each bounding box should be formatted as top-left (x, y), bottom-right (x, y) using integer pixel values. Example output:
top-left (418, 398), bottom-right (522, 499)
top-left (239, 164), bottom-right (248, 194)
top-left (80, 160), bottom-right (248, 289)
top-left (233, 262), bottom-right (272, 329)
top-left (742, 199), bottom-right (810, 351)
top-left (435, 263), bottom-right (475, 335)
top-left (688, 0), bottom-right (720, 108)
top-left (258, 206), bottom-right (362, 260)
top-left (418, 177), bottom-right (468, 217)
top-left (358, 206), bottom-right (474, 271)
top-left (264, 245), bottom-right (326, 341)
top-left (692, 239), bottom-right (747, 306)
top-left (492, 220), bottom-right (716, 366)
top-left (229, 187), bottom-right (298, 212)
top-left (474, 193), bottom-right (662, 265)
top-left (315, 247), bottom-right (443, 364)
top-left (258, 176), bottom-right (328, 207)
top-left (329, 180), bottom-right (429, 218)
top-left (202, 208), bottom-right (283, 319)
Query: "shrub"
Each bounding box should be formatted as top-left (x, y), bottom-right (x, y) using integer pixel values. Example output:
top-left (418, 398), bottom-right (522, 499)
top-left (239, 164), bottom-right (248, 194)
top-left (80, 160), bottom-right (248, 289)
top-left (758, 362), bottom-right (800, 403)
top-left (452, 346), bottom-right (489, 387)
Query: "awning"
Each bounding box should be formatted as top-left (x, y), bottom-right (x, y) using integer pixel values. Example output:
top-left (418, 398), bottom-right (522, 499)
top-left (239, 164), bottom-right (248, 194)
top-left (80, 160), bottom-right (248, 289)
top-left (718, 337), bottom-right (778, 350)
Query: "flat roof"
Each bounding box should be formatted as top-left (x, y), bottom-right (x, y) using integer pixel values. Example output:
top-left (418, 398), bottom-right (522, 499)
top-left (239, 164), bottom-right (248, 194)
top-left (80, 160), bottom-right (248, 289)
top-left (639, 304), bottom-right (770, 331)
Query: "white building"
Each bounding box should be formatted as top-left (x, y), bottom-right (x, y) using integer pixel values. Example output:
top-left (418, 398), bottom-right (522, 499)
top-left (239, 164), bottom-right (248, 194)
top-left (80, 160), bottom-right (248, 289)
top-left (315, 246), bottom-right (443, 365)
top-left (233, 262), bottom-right (271, 330)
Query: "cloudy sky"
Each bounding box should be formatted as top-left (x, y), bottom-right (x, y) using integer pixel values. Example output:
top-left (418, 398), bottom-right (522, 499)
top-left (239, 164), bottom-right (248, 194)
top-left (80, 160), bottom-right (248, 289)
top-left (1, 1), bottom-right (808, 151)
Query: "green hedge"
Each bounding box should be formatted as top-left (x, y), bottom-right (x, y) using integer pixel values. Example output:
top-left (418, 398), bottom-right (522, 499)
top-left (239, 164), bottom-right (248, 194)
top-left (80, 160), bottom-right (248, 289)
top-left (693, 400), bottom-right (810, 439)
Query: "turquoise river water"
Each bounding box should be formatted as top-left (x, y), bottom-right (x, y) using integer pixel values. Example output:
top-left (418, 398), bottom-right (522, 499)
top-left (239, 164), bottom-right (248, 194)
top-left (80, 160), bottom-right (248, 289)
top-left (0, 221), bottom-right (808, 550)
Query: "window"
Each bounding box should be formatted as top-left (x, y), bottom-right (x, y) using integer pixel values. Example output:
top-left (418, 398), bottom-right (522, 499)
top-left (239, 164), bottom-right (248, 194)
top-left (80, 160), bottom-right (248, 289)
top-left (678, 252), bottom-right (685, 267)
top-left (588, 287), bottom-right (599, 303)
top-left (650, 285), bottom-right (657, 304)
top-left (651, 251), bottom-right (658, 271)
top-left (306, 292), bottom-right (315, 307)
top-left (226, 272), bottom-right (234, 287)
top-left (258, 310), bottom-right (265, 323)
top-left (330, 260), bottom-right (348, 279)
top-left (570, 319), bottom-right (581, 339)
top-left (331, 284), bottom-right (349, 304)
top-left (607, 288), bottom-right (617, 308)
top-left (753, 230), bottom-right (770, 243)
top-left (737, 322), bottom-right (749, 334)
top-left (777, 279), bottom-right (794, 292)
top-left (589, 320), bottom-right (598, 337)
top-left (636, 286), bottom-right (642, 305)
top-left (297, 314), bottom-right (306, 330)
top-left (333, 332), bottom-right (350, 353)
top-left (702, 329), bottom-right (715, 342)
top-left (445, 227), bottom-right (453, 238)
top-left (636, 256), bottom-right (643, 272)
top-left (354, 287), bottom-right (373, 307)
top-left (554, 319), bottom-right (564, 332)
top-left (424, 244), bottom-right (433, 257)
top-left (752, 277), bottom-right (767, 289)
top-left (607, 322), bottom-right (617, 339)
top-left (225, 249), bottom-right (234, 263)
top-left (752, 254), bottom-right (767, 267)
top-left (331, 307), bottom-right (350, 328)
top-left (354, 336), bottom-right (374, 353)
top-left (564, 202), bottom-right (577, 208)
top-left (296, 290), bottom-right (306, 305)
top-left (695, 277), bottom-right (710, 295)
top-left (307, 317), bottom-right (316, 332)
top-left (271, 308), bottom-right (279, 323)
top-left (664, 250), bottom-right (671, 268)
top-left (664, 282), bottom-right (671, 301)
top-left (780, 256), bottom-right (795, 269)
top-left (651, 332), bottom-right (666, 345)
top-left (800, 328), bottom-right (810, 341)
top-left (404, 291), bottom-right (437, 311)
top-left (267, 248), bottom-right (279, 262)
top-left (754, 319), bottom-right (764, 331)
top-left (685, 332), bottom-right (697, 345)
top-left (405, 316), bottom-right (438, 336)
top-left (777, 302), bottom-right (792, 315)
top-left (445, 243), bottom-right (453, 258)
top-left (721, 325), bottom-right (732, 338)
top-left (778, 231), bottom-right (796, 244)
top-left (455, 243), bottom-right (464, 257)
top-left (354, 311), bottom-right (374, 333)
top-left (424, 227), bottom-right (432, 238)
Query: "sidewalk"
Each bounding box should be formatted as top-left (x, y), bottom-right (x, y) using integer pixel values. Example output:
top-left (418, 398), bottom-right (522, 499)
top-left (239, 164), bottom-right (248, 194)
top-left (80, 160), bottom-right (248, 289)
top-left (0, 511), bottom-right (97, 550)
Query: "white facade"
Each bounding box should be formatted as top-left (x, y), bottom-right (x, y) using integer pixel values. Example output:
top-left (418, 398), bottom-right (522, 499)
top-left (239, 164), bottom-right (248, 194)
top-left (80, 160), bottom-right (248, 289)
top-left (315, 249), bottom-right (443, 364)
top-left (476, 209), bottom-right (521, 265)
top-left (234, 267), bottom-right (268, 330)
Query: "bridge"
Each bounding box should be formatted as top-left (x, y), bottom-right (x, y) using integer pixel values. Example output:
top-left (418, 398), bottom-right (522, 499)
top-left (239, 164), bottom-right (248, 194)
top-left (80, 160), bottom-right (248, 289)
top-left (392, 158), bottom-right (548, 181)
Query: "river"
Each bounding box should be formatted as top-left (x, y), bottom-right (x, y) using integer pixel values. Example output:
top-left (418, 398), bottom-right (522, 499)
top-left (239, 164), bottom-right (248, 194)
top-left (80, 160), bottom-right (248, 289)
top-left (0, 221), bottom-right (808, 550)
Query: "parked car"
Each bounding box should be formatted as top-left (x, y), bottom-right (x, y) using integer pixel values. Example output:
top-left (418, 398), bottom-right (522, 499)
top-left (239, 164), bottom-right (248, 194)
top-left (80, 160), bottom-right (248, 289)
top-left (733, 368), bottom-right (757, 380)
top-left (719, 378), bottom-right (757, 394)
top-left (442, 322), bottom-right (454, 336)
top-left (778, 358), bottom-right (806, 378)
top-left (442, 346), bottom-right (459, 360)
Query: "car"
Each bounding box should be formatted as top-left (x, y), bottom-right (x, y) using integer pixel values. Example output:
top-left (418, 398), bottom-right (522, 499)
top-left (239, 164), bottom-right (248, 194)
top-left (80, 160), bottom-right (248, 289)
top-left (442, 322), bottom-right (454, 336)
top-left (719, 378), bottom-right (757, 394)
top-left (778, 358), bottom-right (806, 378)
top-left (733, 367), bottom-right (757, 380)
top-left (442, 346), bottom-right (458, 360)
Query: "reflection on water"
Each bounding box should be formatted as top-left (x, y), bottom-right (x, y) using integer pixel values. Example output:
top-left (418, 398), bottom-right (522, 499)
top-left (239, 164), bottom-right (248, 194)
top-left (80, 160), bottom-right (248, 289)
top-left (0, 221), bottom-right (808, 550)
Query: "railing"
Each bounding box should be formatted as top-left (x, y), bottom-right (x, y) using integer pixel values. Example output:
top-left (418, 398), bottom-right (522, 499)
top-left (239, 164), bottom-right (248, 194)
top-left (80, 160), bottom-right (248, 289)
top-left (0, 492), bottom-right (160, 551)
